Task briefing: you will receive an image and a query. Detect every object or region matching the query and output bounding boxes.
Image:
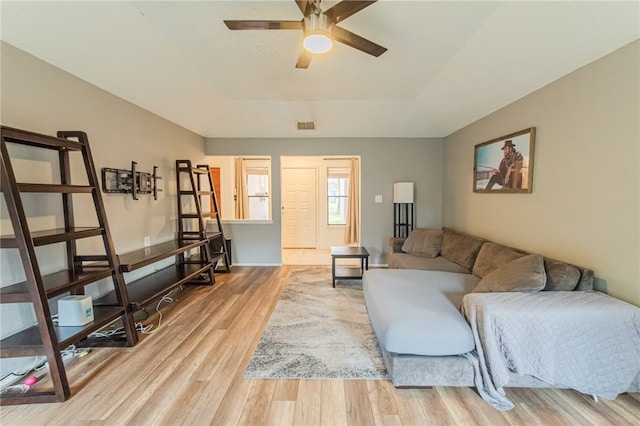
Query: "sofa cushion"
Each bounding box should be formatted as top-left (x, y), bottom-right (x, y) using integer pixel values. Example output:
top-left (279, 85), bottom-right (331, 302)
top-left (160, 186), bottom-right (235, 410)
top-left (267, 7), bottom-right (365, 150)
top-left (575, 268), bottom-right (595, 291)
top-left (364, 269), bottom-right (478, 356)
top-left (472, 242), bottom-right (526, 278)
top-left (441, 228), bottom-right (485, 271)
top-left (389, 253), bottom-right (470, 273)
top-left (543, 258), bottom-right (581, 291)
top-left (389, 237), bottom-right (406, 255)
top-left (401, 228), bottom-right (443, 258)
top-left (472, 254), bottom-right (546, 293)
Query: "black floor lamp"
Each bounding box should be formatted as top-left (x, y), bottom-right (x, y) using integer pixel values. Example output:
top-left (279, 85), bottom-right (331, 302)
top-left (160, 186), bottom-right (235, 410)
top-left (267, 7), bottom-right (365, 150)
top-left (393, 182), bottom-right (414, 238)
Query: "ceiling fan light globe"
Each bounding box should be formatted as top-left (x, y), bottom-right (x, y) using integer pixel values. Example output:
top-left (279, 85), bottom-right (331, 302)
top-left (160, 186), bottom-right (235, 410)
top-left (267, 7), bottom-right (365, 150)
top-left (303, 33), bottom-right (332, 54)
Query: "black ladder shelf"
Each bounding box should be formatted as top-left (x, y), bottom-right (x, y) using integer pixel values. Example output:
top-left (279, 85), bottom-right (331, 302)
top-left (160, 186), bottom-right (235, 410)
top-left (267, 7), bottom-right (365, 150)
top-left (0, 126), bottom-right (137, 405)
top-left (176, 160), bottom-right (230, 281)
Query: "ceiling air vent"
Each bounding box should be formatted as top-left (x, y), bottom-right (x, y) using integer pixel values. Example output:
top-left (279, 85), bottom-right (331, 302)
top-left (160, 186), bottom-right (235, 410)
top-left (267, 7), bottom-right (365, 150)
top-left (297, 121), bottom-right (315, 130)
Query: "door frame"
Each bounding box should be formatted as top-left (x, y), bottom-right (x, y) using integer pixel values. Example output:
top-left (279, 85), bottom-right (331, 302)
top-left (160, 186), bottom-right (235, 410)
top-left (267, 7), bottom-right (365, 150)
top-left (280, 155), bottom-right (361, 252)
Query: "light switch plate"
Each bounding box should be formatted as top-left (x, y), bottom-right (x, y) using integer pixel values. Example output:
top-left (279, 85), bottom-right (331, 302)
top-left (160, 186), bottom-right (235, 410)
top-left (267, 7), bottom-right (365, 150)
top-left (374, 195), bottom-right (383, 203)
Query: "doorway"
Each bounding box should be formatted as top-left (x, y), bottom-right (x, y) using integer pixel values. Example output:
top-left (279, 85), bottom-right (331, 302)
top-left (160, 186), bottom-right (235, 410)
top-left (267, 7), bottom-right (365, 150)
top-left (209, 167), bottom-right (221, 216)
top-left (280, 156), bottom-right (361, 265)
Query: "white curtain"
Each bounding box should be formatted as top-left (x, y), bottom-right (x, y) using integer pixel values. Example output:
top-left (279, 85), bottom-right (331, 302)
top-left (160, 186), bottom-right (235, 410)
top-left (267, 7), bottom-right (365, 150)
top-left (344, 157), bottom-right (360, 245)
top-left (234, 157), bottom-right (249, 219)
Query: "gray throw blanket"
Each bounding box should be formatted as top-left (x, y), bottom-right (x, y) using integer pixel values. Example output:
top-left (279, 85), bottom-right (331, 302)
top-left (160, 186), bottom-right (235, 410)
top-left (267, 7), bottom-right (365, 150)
top-left (461, 291), bottom-right (640, 411)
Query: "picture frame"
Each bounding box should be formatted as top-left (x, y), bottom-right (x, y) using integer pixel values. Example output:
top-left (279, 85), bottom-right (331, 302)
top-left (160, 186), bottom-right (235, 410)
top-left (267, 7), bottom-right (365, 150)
top-left (473, 127), bottom-right (536, 193)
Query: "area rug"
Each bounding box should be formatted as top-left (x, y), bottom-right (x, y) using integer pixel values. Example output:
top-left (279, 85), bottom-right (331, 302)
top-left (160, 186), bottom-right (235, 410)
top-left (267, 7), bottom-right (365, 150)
top-left (244, 266), bottom-right (388, 379)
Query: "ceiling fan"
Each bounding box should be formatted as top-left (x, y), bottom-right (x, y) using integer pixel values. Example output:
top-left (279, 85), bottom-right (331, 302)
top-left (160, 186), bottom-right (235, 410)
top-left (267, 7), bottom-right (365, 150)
top-left (224, 0), bottom-right (387, 69)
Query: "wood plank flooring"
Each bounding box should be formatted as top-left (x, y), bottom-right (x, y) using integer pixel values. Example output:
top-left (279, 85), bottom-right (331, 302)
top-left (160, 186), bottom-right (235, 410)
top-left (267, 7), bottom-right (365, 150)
top-left (282, 248), bottom-right (360, 266)
top-left (1, 266), bottom-right (639, 425)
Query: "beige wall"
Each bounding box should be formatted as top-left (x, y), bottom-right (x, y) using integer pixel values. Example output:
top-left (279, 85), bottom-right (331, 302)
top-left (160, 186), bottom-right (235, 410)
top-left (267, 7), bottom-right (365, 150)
top-left (1, 42), bottom-right (205, 251)
top-left (0, 42), bottom-right (205, 364)
top-left (206, 137), bottom-right (443, 265)
top-left (442, 40), bottom-right (640, 305)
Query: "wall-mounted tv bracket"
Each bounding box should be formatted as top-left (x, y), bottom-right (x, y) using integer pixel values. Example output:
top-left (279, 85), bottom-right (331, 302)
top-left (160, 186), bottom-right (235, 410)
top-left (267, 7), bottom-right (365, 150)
top-left (153, 166), bottom-right (162, 200)
top-left (101, 161), bottom-right (163, 200)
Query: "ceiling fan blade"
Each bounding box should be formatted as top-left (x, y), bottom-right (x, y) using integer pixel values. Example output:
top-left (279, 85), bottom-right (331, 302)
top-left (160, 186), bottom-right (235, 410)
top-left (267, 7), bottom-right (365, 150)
top-left (324, 1), bottom-right (377, 24)
top-left (295, 0), bottom-right (313, 17)
top-left (224, 20), bottom-right (303, 30)
top-left (332, 25), bottom-right (387, 57)
top-left (295, 49), bottom-right (313, 69)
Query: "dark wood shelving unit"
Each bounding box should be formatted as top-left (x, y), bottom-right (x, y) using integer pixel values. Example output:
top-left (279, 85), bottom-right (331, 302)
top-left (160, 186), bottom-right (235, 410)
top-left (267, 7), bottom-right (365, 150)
top-left (95, 238), bottom-right (223, 311)
top-left (0, 268), bottom-right (113, 302)
top-left (0, 227), bottom-right (104, 248)
top-left (0, 136), bottom-right (234, 405)
top-left (17, 183), bottom-right (94, 193)
top-left (176, 160), bottom-right (230, 277)
top-left (93, 162), bottom-right (231, 316)
top-left (95, 262), bottom-right (211, 309)
top-left (117, 236), bottom-right (220, 272)
top-left (0, 306), bottom-right (126, 356)
top-left (0, 126), bottom-right (137, 405)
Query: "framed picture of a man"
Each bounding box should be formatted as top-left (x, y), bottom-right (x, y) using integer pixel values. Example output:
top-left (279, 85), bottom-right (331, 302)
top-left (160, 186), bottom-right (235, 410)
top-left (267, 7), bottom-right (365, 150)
top-left (473, 127), bottom-right (536, 193)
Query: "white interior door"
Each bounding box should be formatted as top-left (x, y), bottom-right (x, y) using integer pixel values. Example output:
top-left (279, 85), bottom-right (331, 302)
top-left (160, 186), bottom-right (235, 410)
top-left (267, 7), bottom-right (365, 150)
top-left (282, 168), bottom-right (317, 248)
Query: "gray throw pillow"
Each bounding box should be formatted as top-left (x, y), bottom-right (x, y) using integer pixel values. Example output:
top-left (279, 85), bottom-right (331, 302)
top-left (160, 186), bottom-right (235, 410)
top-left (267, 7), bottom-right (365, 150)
top-left (472, 242), bottom-right (526, 278)
top-left (472, 254), bottom-right (547, 293)
top-left (543, 259), bottom-right (581, 291)
top-left (401, 228), bottom-right (443, 258)
top-left (440, 228), bottom-right (485, 271)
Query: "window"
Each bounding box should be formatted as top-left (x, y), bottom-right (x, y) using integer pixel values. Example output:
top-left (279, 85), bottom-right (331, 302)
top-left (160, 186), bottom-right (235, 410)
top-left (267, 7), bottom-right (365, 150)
top-left (246, 165), bottom-right (270, 220)
top-left (327, 167), bottom-right (349, 225)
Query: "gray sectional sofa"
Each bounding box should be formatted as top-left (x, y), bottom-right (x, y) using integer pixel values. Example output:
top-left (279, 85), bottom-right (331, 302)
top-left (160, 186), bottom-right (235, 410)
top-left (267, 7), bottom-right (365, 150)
top-left (387, 228), bottom-right (593, 290)
top-left (363, 227), bottom-right (640, 408)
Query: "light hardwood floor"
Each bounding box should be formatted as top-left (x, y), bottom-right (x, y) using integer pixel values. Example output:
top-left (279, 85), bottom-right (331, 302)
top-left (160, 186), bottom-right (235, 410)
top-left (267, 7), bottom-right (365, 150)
top-left (282, 248), bottom-right (360, 266)
top-left (2, 266), bottom-right (639, 425)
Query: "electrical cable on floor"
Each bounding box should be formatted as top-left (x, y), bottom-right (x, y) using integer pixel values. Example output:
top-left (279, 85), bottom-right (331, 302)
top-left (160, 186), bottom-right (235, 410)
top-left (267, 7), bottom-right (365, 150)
top-left (89, 326), bottom-right (125, 338)
top-left (0, 355), bottom-right (47, 390)
top-left (3, 281), bottom-right (179, 393)
top-left (0, 345), bottom-right (82, 394)
top-left (1, 384), bottom-right (30, 394)
top-left (88, 289), bottom-right (175, 338)
top-left (139, 292), bottom-right (173, 335)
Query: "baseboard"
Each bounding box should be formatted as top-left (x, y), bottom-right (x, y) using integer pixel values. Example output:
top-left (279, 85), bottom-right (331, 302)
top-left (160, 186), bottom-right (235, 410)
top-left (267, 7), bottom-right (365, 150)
top-left (233, 263), bottom-right (389, 268)
top-left (233, 263), bottom-right (283, 266)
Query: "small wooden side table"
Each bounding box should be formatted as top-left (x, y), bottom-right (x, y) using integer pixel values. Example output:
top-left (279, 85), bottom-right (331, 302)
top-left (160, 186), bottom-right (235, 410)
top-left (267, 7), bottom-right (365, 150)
top-left (331, 246), bottom-right (370, 288)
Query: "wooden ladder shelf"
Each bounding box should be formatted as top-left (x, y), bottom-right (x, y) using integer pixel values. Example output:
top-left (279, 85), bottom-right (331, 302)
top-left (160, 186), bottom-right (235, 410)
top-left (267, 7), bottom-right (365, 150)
top-left (176, 160), bottom-right (231, 280)
top-left (0, 126), bottom-right (137, 405)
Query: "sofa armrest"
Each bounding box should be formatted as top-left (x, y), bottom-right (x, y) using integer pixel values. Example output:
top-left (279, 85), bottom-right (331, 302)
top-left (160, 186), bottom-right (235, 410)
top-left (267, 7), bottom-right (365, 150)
top-left (389, 237), bottom-right (406, 255)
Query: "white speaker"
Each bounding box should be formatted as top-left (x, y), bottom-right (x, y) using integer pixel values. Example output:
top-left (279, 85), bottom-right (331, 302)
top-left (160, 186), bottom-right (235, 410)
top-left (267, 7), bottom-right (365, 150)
top-left (58, 295), bottom-right (94, 326)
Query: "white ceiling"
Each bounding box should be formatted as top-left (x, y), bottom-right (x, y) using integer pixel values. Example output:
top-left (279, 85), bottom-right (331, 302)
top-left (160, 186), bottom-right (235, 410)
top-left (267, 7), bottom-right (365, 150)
top-left (1, 1), bottom-right (639, 138)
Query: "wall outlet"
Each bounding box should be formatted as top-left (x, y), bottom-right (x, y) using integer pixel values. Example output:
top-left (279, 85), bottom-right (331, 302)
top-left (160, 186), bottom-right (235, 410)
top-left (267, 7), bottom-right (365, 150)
top-left (374, 195), bottom-right (383, 203)
top-left (144, 236), bottom-right (150, 247)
